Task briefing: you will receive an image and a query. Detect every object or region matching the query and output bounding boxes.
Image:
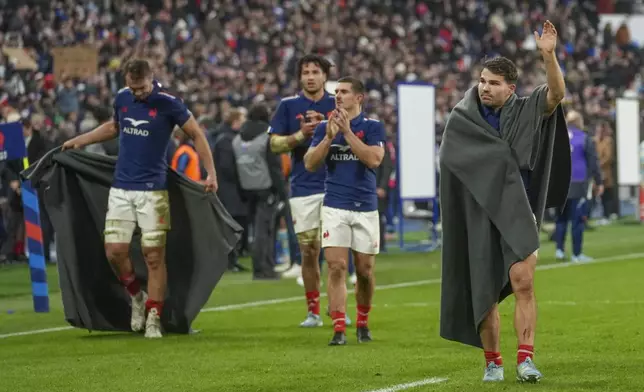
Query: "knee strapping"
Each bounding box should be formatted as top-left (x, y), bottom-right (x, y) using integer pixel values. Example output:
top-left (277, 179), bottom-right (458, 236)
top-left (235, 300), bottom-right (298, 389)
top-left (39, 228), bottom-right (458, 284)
top-left (297, 228), bottom-right (320, 245)
top-left (141, 230), bottom-right (167, 248)
top-left (104, 220), bottom-right (136, 244)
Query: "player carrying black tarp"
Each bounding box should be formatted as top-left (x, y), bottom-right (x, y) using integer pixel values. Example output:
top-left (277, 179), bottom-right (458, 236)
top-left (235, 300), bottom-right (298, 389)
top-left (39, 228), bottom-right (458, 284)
top-left (61, 59), bottom-right (218, 338)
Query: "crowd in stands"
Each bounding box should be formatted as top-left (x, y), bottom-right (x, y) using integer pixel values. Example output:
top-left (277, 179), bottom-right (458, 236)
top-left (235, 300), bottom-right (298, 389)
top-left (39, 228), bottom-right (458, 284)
top-left (0, 0), bottom-right (637, 262)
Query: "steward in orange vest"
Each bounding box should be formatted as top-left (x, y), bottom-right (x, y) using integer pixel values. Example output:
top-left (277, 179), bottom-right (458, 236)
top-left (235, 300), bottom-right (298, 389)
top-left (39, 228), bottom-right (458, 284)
top-left (171, 140), bottom-right (202, 182)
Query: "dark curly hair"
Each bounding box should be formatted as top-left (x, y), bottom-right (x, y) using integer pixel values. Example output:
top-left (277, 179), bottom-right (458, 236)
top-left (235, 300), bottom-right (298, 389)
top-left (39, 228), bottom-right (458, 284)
top-left (482, 56), bottom-right (518, 84)
top-left (297, 54), bottom-right (332, 80)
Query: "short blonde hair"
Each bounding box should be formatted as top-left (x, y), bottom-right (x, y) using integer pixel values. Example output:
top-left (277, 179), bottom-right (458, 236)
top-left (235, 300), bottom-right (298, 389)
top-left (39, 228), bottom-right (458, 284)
top-left (565, 110), bottom-right (584, 130)
top-left (224, 108), bottom-right (245, 126)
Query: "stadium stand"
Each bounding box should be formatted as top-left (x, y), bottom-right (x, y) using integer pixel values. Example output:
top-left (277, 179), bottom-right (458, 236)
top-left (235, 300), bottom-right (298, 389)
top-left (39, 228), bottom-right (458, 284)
top-left (0, 0), bottom-right (639, 261)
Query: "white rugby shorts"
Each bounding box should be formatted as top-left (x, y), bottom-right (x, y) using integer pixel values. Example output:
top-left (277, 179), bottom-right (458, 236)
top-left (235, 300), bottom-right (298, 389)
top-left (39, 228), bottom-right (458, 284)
top-left (320, 206), bottom-right (380, 255)
top-left (289, 193), bottom-right (324, 234)
top-left (105, 188), bottom-right (171, 231)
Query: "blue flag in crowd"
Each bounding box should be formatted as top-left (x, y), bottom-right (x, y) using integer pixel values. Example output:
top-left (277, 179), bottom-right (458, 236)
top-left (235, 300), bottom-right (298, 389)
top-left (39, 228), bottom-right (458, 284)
top-left (0, 122), bottom-right (27, 161)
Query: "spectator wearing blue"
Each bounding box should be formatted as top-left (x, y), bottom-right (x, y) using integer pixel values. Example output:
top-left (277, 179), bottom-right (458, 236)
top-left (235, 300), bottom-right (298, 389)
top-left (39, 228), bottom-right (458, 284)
top-left (554, 111), bottom-right (603, 262)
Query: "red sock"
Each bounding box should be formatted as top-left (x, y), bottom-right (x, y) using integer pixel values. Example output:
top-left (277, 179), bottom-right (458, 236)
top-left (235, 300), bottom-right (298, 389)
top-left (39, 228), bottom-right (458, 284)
top-left (145, 299), bottom-right (164, 316)
top-left (330, 311), bottom-right (346, 333)
top-left (517, 345), bottom-right (534, 365)
top-left (484, 351), bottom-right (503, 366)
top-left (357, 304), bottom-right (371, 328)
top-left (119, 273), bottom-right (140, 296)
top-left (305, 291), bottom-right (320, 316)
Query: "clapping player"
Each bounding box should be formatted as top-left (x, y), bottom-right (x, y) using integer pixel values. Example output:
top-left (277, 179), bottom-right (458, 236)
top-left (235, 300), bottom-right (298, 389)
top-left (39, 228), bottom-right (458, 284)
top-left (304, 77), bottom-right (386, 345)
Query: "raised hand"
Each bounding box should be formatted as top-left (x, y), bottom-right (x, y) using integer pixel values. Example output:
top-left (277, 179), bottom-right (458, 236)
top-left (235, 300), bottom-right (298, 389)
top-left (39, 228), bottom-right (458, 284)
top-left (534, 20), bottom-right (557, 54)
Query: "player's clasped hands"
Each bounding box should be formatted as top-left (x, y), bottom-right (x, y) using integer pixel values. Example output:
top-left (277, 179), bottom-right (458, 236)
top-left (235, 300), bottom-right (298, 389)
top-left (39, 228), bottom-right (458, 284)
top-left (332, 108), bottom-right (351, 134)
top-left (326, 110), bottom-right (339, 139)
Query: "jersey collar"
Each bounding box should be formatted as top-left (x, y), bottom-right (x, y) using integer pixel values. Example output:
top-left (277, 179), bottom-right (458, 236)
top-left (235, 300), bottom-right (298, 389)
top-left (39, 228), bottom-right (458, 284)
top-left (298, 90), bottom-right (330, 103)
top-left (480, 102), bottom-right (501, 118)
top-left (135, 80), bottom-right (160, 102)
top-left (350, 112), bottom-right (365, 127)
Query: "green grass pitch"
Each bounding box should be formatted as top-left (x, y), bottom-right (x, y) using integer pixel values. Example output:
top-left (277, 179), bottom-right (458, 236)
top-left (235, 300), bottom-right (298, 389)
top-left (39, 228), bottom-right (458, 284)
top-left (1, 223), bottom-right (643, 391)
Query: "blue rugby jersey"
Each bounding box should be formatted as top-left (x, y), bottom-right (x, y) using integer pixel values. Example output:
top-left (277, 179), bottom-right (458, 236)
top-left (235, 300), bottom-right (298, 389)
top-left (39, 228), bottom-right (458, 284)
top-left (112, 81), bottom-right (191, 190)
top-left (268, 91), bottom-right (336, 198)
top-left (310, 113), bottom-right (386, 212)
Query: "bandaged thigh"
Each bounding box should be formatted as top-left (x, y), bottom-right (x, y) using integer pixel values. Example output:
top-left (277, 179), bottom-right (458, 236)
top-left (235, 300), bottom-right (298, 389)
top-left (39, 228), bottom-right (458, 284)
top-left (141, 230), bottom-right (167, 248)
top-left (297, 228), bottom-right (320, 245)
top-left (104, 220), bottom-right (136, 244)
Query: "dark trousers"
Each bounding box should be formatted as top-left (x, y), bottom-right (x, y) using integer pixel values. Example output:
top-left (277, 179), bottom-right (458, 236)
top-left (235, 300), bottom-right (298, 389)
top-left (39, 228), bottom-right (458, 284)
top-left (227, 215), bottom-right (248, 270)
top-left (232, 215), bottom-right (249, 256)
top-left (554, 198), bottom-right (586, 256)
top-left (248, 190), bottom-right (280, 279)
top-left (38, 191), bottom-right (53, 263)
top-left (601, 186), bottom-right (617, 218)
top-left (1, 193), bottom-right (24, 259)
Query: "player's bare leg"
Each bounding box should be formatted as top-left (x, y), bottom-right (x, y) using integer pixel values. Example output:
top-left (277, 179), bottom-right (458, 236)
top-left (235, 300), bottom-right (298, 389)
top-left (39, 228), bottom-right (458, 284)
top-left (136, 190), bottom-right (171, 338)
top-left (300, 242), bottom-right (321, 293)
top-left (480, 304), bottom-right (504, 381)
top-left (141, 237), bottom-right (167, 339)
top-left (509, 253), bottom-right (542, 382)
top-left (104, 220), bottom-right (147, 333)
top-left (325, 246), bottom-right (349, 345)
top-left (298, 230), bottom-right (323, 327)
top-left (353, 250), bottom-right (374, 343)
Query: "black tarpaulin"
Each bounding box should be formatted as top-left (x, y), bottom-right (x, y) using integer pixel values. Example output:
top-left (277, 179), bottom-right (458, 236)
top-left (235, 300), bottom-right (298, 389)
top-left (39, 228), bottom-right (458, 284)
top-left (23, 149), bottom-right (242, 334)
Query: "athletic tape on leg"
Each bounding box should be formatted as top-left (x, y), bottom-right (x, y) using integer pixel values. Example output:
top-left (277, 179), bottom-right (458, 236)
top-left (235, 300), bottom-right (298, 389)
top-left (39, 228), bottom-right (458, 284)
top-left (104, 220), bottom-right (136, 244)
top-left (297, 228), bottom-right (319, 245)
top-left (141, 230), bottom-right (167, 248)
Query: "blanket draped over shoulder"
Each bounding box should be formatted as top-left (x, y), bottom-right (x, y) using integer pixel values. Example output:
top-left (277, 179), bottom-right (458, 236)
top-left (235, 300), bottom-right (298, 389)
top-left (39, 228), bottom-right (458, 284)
top-left (22, 149), bottom-right (243, 334)
top-left (438, 84), bottom-right (571, 348)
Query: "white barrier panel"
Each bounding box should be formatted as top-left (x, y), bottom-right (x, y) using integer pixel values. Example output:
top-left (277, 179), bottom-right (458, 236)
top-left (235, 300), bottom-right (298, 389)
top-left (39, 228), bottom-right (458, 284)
top-left (397, 83), bottom-right (436, 198)
top-left (325, 81), bottom-right (337, 95)
top-left (616, 98), bottom-right (640, 186)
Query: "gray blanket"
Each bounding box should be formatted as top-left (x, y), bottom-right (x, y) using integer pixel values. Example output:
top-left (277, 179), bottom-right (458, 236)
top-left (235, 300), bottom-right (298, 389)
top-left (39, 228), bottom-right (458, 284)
top-left (438, 84), bottom-right (571, 348)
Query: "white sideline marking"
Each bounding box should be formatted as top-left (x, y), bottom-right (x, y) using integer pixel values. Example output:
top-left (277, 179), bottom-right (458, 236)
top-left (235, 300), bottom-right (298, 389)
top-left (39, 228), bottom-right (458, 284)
top-left (1, 251), bottom-right (643, 340)
top-left (0, 326), bottom-right (74, 338)
top-left (363, 377), bottom-right (448, 392)
top-left (200, 278), bottom-right (442, 313)
top-left (541, 299), bottom-right (644, 306)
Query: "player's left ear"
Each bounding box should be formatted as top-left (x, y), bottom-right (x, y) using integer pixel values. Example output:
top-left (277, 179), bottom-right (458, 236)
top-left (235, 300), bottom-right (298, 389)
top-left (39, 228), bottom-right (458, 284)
top-left (356, 93), bottom-right (365, 105)
top-left (508, 83), bottom-right (516, 94)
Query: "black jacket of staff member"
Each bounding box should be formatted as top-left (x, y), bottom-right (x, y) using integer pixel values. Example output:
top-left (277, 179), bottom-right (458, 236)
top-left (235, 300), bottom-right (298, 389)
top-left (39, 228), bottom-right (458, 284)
top-left (213, 110), bottom-right (248, 220)
top-left (232, 104), bottom-right (283, 279)
top-left (375, 139), bottom-right (393, 252)
top-left (0, 158), bottom-right (22, 263)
